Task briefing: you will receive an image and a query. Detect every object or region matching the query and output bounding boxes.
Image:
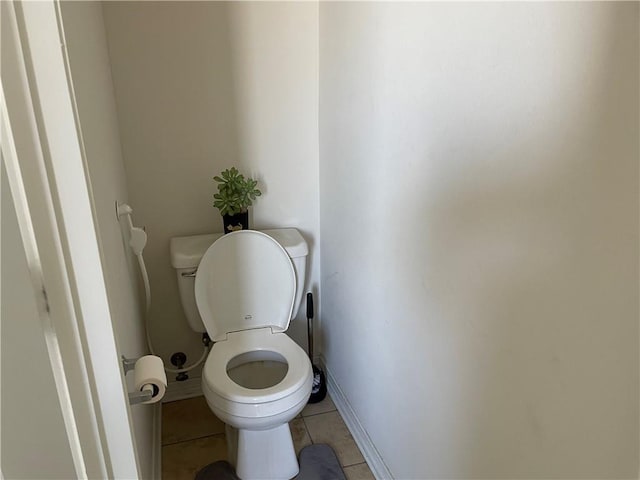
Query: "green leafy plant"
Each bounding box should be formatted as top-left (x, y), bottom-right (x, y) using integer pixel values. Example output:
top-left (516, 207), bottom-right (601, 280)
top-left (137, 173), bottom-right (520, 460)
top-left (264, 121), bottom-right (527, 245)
top-left (212, 167), bottom-right (262, 216)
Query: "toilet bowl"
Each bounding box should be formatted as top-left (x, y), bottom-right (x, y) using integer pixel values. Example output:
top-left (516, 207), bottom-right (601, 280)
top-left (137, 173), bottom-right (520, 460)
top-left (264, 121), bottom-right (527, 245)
top-left (202, 328), bottom-right (312, 479)
top-left (202, 328), bottom-right (312, 429)
top-left (192, 230), bottom-right (313, 480)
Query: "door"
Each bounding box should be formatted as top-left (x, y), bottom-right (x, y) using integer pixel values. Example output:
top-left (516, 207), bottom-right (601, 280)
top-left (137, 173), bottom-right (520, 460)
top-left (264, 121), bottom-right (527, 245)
top-left (1, 1), bottom-right (139, 478)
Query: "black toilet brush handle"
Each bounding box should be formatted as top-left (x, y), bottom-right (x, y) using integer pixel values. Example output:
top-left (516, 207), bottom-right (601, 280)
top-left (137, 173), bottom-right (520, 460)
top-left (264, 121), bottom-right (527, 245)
top-left (306, 292), bottom-right (314, 361)
top-left (306, 292), bottom-right (314, 320)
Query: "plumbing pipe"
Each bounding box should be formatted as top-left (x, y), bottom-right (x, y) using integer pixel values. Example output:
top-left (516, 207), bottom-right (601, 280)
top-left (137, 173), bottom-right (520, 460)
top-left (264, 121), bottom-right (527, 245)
top-left (116, 203), bottom-right (208, 374)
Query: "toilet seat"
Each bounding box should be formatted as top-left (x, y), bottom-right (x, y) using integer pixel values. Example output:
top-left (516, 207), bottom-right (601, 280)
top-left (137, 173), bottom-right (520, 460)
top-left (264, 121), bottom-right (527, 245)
top-left (202, 327), bottom-right (312, 418)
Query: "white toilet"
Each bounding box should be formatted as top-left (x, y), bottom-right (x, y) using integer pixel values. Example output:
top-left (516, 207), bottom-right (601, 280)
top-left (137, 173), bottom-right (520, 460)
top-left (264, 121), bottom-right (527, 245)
top-left (170, 229), bottom-right (313, 479)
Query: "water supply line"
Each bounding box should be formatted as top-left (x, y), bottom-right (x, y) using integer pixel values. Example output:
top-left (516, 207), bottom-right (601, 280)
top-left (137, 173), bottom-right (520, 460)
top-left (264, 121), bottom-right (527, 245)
top-left (116, 202), bottom-right (209, 374)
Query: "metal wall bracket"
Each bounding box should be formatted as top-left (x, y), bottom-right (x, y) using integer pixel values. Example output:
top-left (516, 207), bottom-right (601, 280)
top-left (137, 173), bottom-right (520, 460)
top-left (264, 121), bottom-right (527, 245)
top-left (128, 389), bottom-right (153, 405)
top-left (122, 355), bottom-right (138, 375)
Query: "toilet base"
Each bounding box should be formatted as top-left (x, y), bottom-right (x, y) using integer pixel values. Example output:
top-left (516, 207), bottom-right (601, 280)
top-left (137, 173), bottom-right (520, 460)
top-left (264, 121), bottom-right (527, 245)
top-left (230, 422), bottom-right (299, 480)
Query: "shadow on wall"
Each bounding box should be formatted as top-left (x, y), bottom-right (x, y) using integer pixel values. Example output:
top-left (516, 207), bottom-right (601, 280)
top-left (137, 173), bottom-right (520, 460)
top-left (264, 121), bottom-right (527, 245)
top-left (398, 5), bottom-right (639, 478)
top-left (222, 4), bottom-right (322, 342)
top-left (103, 1), bottom-right (243, 371)
top-left (102, 2), bottom-right (320, 371)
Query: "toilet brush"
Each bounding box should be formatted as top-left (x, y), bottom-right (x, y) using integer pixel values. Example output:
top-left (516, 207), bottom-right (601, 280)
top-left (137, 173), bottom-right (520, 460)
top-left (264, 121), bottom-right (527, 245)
top-left (306, 292), bottom-right (327, 403)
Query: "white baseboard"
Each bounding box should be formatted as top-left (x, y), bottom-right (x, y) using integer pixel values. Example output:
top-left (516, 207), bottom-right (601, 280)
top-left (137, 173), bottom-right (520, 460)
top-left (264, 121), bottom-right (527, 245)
top-left (151, 403), bottom-right (162, 480)
top-left (319, 357), bottom-right (394, 480)
top-left (162, 376), bottom-right (203, 403)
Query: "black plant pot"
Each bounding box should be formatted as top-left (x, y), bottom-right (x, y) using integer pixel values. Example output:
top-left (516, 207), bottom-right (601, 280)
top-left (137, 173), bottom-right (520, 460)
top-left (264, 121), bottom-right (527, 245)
top-left (222, 211), bottom-right (249, 233)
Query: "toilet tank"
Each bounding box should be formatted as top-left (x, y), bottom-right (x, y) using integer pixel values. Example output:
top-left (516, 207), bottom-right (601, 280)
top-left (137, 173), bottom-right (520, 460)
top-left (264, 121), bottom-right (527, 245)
top-left (170, 228), bottom-right (309, 334)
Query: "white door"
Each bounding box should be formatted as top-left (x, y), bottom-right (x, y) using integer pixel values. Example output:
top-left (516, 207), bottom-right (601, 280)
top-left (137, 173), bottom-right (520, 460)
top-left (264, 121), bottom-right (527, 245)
top-left (1, 1), bottom-right (139, 478)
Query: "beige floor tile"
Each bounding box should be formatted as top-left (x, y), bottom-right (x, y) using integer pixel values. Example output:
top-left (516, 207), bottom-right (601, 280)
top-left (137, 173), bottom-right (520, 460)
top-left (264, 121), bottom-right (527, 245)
top-left (162, 396), bottom-right (225, 445)
top-left (289, 418), bottom-right (312, 454)
top-left (343, 462), bottom-right (375, 480)
top-left (162, 435), bottom-right (228, 480)
top-left (303, 411), bottom-right (364, 467)
top-left (301, 394), bottom-right (336, 417)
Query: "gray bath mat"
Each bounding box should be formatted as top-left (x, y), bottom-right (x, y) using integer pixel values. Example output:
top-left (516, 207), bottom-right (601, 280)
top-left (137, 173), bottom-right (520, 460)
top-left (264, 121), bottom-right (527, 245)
top-left (194, 444), bottom-right (345, 480)
top-left (295, 444), bottom-right (346, 480)
top-left (195, 460), bottom-right (239, 480)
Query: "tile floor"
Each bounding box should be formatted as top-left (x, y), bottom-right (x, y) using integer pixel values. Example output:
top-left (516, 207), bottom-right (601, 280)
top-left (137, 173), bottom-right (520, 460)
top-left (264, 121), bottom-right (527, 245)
top-left (161, 394), bottom-right (374, 480)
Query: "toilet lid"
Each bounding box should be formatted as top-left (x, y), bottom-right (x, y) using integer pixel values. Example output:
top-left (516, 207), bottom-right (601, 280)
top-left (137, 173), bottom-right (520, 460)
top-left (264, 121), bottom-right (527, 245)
top-left (195, 230), bottom-right (296, 341)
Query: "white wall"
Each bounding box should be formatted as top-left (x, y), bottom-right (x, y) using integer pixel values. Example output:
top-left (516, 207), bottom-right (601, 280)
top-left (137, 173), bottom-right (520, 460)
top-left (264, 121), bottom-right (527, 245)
top-left (59, 2), bottom-right (156, 478)
top-left (102, 1), bottom-right (320, 374)
top-left (320, 2), bottom-right (639, 478)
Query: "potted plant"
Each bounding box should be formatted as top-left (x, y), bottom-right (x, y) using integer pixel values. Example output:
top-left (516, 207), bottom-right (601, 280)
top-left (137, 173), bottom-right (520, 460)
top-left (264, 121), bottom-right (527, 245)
top-left (213, 167), bottom-right (262, 233)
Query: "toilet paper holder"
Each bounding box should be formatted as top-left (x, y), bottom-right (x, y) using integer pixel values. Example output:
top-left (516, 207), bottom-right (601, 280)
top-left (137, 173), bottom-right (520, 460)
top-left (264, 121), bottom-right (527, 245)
top-left (122, 355), bottom-right (154, 405)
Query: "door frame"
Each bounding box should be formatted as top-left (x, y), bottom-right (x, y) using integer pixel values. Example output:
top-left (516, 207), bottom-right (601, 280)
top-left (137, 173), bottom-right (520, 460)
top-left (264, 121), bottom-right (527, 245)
top-left (1, 1), bottom-right (139, 478)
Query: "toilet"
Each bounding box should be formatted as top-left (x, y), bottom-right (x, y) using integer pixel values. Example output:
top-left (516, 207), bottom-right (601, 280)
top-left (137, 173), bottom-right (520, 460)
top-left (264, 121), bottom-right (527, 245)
top-left (170, 229), bottom-right (313, 479)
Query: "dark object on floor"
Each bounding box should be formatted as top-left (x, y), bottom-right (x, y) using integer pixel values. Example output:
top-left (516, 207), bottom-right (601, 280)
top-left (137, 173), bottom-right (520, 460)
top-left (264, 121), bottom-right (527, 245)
top-left (194, 444), bottom-right (345, 480)
top-left (309, 365), bottom-right (327, 404)
top-left (296, 444), bottom-right (346, 480)
top-left (194, 460), bottom-right (239, 480)
top-left (306, 292), bottom-right (327, 404)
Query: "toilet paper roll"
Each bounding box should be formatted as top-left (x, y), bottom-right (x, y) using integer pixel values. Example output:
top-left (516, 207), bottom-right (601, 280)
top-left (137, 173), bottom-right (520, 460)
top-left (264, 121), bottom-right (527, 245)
top-left (133, 355), bottom-right (167, 404)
